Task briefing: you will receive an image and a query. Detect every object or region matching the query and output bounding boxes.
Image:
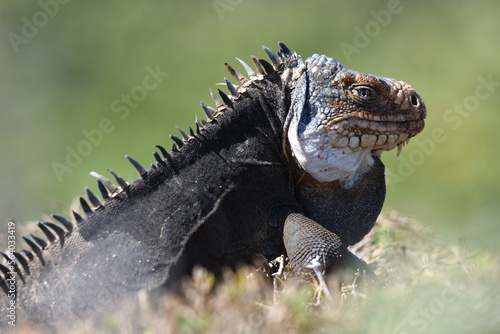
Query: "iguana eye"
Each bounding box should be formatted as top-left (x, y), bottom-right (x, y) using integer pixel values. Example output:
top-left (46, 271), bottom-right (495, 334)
top-left (351, 85), bottom-right (377, 103)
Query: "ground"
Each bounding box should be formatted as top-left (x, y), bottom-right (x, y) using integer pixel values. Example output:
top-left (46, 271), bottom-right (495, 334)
top-left (11, 212), bottom-right (500, 333)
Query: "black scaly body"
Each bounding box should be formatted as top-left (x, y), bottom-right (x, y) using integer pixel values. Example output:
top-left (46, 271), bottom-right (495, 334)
top-left (0, 42), bottom-right (426, 328)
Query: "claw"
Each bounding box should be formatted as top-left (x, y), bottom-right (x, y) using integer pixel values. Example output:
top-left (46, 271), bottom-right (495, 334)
top-left (306, 256), bottom-right (333, 301)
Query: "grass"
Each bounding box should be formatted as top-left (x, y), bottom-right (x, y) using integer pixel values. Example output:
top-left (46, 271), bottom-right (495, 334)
top-left (15, 212), bottom-right (498, 334)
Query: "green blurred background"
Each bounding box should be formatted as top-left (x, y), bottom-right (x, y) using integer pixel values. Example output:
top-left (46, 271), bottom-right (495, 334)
top-left (1, 1), bottom-right (498, 251)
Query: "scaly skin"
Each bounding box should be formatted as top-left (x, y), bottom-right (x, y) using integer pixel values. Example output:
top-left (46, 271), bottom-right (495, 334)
top-left (0, 42), bottom-right (426, 328)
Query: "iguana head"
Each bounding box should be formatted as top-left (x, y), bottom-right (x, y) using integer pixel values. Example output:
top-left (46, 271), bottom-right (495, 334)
top-left (285, 53), bottom-right (426, 184)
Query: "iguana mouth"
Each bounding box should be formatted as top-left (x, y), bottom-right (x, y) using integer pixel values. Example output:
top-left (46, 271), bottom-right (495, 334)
top-left (328, 116), bottom-right (426, 157)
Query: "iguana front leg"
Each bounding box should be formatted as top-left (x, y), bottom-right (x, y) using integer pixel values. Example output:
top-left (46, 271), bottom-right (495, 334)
top-left (282, 158), bottom-right (385, 284)
top-left (283, 213), bottom-right (373, 279)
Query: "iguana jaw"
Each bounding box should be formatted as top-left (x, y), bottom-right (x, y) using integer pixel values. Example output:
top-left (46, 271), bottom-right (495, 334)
top-left (327, 115), bottom-right (426, 157)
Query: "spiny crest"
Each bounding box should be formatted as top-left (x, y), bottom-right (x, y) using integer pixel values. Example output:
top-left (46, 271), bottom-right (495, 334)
top-left (207, 42), bottom-right (293, 114)
top-left (166, 41), bottom-right (294, 152)
top-left (0, 42), bottom-right (296, 285)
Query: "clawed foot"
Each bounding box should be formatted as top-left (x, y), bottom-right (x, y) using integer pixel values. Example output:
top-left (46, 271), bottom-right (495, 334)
top-left (306, 255), bottom-right (333, 300)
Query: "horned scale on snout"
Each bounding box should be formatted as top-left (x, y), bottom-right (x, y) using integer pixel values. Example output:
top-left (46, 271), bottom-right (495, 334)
top-left (0, 42), bottom-right (426, 328)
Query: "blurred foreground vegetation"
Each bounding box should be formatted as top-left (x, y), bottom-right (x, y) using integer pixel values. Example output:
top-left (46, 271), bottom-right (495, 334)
top-left (15, 212), bottom-right (500, 333)
top-left (1, 0), bottom-right (499, 250)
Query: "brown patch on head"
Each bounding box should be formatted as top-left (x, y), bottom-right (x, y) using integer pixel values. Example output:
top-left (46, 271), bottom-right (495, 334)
top-left (323, 70), bottom-right (426, 154)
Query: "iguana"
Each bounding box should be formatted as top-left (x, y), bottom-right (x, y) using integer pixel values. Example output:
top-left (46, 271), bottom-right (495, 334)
top-left (0, 42), bottom-right (426, 328)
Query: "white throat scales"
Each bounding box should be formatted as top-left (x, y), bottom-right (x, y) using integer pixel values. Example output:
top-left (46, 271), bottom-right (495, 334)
top-left (287, 125), bottom-right (375, 185)
top-left (286, 54), bottom-right (375, 187)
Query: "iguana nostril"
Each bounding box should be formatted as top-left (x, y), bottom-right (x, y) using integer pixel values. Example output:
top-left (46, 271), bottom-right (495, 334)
top-left (410, 94), bottom-right (419, 107)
